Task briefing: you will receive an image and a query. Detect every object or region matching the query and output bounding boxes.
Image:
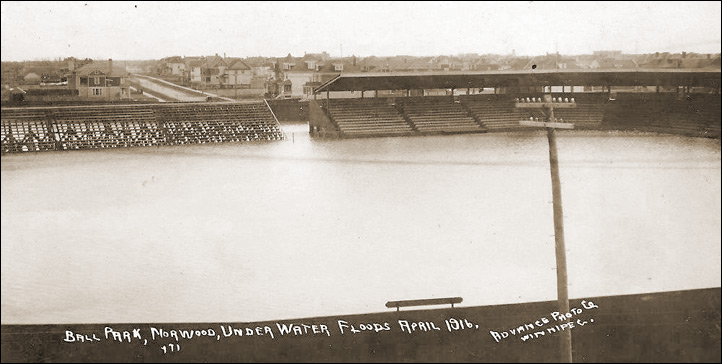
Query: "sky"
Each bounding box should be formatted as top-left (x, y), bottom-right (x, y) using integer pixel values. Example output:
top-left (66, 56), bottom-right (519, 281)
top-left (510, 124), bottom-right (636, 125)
top-left (1, 1), bottom-right (721, 62)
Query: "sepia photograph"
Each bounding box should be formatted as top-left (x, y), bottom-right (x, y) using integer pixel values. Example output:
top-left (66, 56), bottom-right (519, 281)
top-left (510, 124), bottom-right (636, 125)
top-left (1, 1), bottom-right (720, 362)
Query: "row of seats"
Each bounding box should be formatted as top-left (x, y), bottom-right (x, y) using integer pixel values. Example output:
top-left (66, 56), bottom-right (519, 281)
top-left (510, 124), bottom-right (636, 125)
top-left (321, 94), bottom-right (719, 138)
top-left (600, 96), bottom-right (720, 137)
top-left (1, 102), bottom-right (285, 153)
top-left (401, 100), bottom-right (482, 133)
top-left (325, 99), bottom-right (414, 137)
top-left (156, 103), bottom-right (284, 142)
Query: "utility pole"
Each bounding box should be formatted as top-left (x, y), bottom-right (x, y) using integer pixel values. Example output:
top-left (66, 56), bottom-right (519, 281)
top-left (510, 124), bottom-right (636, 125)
top-left (517, 93), bottom-right (575, 362)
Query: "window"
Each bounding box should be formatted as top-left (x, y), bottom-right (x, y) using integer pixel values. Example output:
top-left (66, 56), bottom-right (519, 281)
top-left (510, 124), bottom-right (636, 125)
top-left (121, 88), bottom-right (126, 96)
top-left (92, 88), bottom-right (103, 96)
top-left (94, 76), bottom-right (100, 84)
top-left (334, 64), bottom-right (344, 71)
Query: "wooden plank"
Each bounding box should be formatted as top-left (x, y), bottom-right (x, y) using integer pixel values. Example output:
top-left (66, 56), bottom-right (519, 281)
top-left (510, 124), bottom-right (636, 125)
top-left (385, 297), bottom-right (463, 309)
top-left (519, 120), bottom-right (575, 129)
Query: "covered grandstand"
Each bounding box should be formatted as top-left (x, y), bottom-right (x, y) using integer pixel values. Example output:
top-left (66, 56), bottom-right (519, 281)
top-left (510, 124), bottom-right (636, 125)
top-left (310, 69), bottom-right (721, 139)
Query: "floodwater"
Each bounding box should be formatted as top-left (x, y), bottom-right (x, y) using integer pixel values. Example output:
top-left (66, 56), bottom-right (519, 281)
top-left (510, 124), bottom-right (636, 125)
top-left (1, 124), bottom-right (720, 324)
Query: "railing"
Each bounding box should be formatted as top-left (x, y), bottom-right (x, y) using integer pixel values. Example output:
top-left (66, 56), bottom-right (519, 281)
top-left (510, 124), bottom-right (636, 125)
top-left (264, 99), bottom-right (286, 140)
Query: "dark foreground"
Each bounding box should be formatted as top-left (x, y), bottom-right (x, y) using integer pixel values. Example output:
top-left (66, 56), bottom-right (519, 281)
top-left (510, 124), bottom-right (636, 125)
top-left (2, 287), bottom-right (720, 363)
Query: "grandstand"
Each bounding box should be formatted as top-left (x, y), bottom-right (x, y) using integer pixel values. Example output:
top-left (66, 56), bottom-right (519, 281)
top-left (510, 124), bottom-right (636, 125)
top-left (1, 102), bottom-right (284, 153)
top-left (310, 69), bottom-right (721, 139)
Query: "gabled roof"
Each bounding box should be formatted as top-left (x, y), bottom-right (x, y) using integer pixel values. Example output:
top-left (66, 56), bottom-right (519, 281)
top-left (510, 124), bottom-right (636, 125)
top-left (225, 58), bottom-right (251, 70)
top-left (318, 60), bottom-right (361, 73)
top-left (184, 56), bottom-right (204, 66)
top-left (76, 61), bottom-right (128, 76)
top-left (205, 56), bottom-right (226, 68)
top-left (163, 56), bottom-right (184, 63)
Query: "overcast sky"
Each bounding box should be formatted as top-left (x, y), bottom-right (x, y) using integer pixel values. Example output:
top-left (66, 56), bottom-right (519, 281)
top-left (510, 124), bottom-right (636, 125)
top-left (1, 1), bottom-right (721, 61)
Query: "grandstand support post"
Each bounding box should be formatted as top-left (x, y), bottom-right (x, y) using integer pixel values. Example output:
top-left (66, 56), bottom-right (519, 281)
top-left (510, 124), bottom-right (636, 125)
top-left (547, 126), bottom-right (572, 363)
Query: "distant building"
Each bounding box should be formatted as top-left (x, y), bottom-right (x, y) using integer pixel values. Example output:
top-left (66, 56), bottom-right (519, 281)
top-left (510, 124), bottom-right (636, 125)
top-left (162, 56), bottom-right (186, 76)
top-left (23, 72), bottom-right (41, 85)
top-left (69, 59), bottom-right (130, 99)
top-left (221, 58), bottom-right (253, 88)
top-left (593, 50), bottom-right (623, 60)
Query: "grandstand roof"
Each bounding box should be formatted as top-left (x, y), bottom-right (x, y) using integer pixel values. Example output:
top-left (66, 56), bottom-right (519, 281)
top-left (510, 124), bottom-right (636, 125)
top-left (314, 69), bottom-right (721, 94)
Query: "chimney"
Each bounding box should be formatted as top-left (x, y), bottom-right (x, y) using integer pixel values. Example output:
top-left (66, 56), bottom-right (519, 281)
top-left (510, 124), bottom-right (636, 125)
top-left (68, 58), bottom-right (75, 71)
top-left (224, 52), bottom-right (226, 58)
top-left (682, 51), bottom-right (687, 58)
top-left (108, 58), bottom-right (113, 75)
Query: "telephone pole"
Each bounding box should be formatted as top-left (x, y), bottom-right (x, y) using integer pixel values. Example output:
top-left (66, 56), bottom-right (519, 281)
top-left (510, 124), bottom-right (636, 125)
top-left (518, 93), bottom-right (575, 362)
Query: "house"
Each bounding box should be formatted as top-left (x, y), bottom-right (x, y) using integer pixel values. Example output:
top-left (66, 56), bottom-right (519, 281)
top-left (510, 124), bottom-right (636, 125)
top-left (371, 56), bottom-right (436, 72)
top-left (201, 55), bottom-right (225, 86)
top-left (162, 56), bottom-right (186, 76)
top-left (69, 59), bottom-right (130, 99)
top-left (187, 59), bottom-right (204, 84)
top-left (220, 58), bottom-right (253, 88)
top-left (274, 54), bottom-right (317, 98)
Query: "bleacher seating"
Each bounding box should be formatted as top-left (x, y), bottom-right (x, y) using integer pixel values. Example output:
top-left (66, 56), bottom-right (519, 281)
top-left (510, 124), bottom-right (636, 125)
top-left (701, 97), bottom-right (721, 138)
top-left (325, 98), bottom-right (413, 137)
top-left (400, 97), bottom-right (483, 133)
top-left (52, 105), bottom-right (162, 150)
top-left (318, 94), bottom-right (719, 139)
top-left (1, 102), bottom-right (284, 153)
top-left (462, 96), bottom-right (540, 130)
top-left (156, 103), bottom-right (283, 144)
top-left (1, 108), bottom-right (56, 153)
top-left (601, 93), bottom-right (720, 137)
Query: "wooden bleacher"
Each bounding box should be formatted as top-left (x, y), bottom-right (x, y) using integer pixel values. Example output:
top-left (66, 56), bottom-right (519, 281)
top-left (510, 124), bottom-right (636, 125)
top-left (400, 97), bottom-right (484, 133)
top-left (462, 96), bottom-right (540, 131)
top-left (601, 94), bottom-right (720, 138)
top-left (1, 108), bottom-right (55, 152)
top-left (325, 98), bottom-right (413, 137)
top-left (155, 103), bottom-right (284, 144)
top-left (1, 102), bottom-right (284, 153)
top-left (52, 105), bottom-right (162, 149)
